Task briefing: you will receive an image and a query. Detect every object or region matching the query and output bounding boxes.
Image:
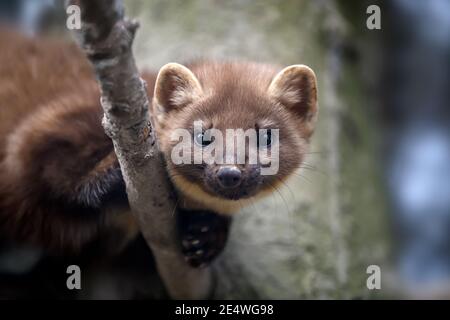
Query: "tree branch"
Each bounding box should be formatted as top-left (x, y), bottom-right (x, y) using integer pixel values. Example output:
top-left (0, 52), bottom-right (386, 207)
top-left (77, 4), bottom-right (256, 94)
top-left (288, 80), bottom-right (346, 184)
top-left (67, 0), bottom-right (212, 299)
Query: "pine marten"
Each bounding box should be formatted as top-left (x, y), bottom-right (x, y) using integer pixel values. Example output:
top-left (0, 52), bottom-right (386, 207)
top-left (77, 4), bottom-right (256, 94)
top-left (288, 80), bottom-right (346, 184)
top-left (0, 29), bottom-right (318, 267)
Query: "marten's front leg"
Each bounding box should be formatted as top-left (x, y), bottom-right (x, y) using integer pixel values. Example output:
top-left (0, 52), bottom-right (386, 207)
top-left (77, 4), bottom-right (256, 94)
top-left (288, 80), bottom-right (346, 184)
top-left (178, 209), bottom-right (231, 268)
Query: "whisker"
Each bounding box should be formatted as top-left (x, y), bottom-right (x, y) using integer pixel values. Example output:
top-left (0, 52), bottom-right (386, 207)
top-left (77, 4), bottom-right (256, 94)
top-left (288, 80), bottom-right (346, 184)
top-left (268, 181), bottom-right (291, 217)
top-left (303, 151), bottom-right (327, 155)
top-left (290, 171), bottom-right (313, 184)
top-left (296, 165), bottom-right (327, 177)
top-left (268, 181), bottom-right (297, 237)
top-left (300, 161), bottom-right (321, 171)
top-left (275, 177), bottom-right (296, 202)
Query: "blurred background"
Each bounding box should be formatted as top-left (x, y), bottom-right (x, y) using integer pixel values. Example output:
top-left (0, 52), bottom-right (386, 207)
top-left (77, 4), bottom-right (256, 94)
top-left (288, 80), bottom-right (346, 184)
top-left (0, 0), bottom-right (449, 299)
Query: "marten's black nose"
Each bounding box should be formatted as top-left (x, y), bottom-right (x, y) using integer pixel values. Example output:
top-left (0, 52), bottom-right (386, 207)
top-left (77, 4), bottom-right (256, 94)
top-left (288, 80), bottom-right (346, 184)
top-left (217, 166), bottom-right (242, 188)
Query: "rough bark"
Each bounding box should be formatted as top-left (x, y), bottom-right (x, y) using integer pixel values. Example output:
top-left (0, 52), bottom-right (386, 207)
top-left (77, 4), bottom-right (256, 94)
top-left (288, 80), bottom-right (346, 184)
top-left (67, 0), bottom-right (211, 299)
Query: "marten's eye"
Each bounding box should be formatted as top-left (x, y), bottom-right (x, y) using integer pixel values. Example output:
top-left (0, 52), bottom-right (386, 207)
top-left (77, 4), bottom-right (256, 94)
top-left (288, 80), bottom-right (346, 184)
top-left (258, 130), bottom-right (272, 148)
top-left (194, 132), bottom-right (212, 147)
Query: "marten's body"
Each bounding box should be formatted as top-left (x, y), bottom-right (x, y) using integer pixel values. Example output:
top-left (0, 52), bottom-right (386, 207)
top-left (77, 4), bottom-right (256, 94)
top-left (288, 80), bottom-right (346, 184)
top-left (0, 30), bottom-right (318, 265)
top-left (0, 30), bottom-right (135, 253)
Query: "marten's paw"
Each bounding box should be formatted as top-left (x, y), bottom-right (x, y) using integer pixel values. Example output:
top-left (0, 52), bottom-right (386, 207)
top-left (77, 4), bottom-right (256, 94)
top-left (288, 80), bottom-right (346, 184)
top-left (178, 209), bottom-right (231, 268)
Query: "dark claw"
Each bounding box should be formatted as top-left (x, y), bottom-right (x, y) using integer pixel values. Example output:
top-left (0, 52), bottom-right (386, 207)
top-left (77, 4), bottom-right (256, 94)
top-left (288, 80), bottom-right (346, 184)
top-left (178, 209), bottom-right (232, 268)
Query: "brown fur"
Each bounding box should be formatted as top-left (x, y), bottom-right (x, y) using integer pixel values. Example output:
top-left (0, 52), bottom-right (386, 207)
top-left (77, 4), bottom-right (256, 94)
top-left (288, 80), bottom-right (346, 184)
top-left (152, 62), bottom-right (318, 214)
top-left (0, 29), bottom-right (135, 251)
top-left (0, 29), bottom-right (318, 253)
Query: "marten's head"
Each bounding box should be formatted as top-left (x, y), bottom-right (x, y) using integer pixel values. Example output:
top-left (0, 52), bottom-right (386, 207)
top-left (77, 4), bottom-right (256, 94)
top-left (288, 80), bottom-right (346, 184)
top-left (152, 62), bottom-right (318, 214)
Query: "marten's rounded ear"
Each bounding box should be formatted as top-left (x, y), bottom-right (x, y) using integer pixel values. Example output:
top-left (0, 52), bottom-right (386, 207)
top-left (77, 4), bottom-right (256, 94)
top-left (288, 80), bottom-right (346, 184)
top-left (268, 65), bottom-right (318, 125)
top-left (154, 63), bottom-right (203, 113)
